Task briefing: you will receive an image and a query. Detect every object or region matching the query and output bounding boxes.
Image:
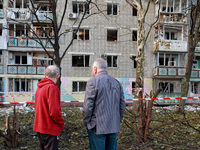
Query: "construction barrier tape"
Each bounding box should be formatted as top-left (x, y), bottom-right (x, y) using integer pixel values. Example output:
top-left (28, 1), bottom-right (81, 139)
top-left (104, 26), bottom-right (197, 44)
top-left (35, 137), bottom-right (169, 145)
top-left (0, 97), bottom-right (200, 105)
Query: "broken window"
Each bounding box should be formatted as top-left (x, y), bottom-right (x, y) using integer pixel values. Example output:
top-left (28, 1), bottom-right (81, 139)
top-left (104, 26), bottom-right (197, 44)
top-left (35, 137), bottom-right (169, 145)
top-left (132, 30), bottom-right (137, 41)
top-left (159, 82), bottom-right (174, 93)
top-left (73, 29), bottom-right (89, 40)
top-left (9, 24), bottom-right (28, 37)
top-left (133, 7), bottom-right (137, 16)
top-left (132, 82), bottom-right (136, 94)
top-left (32, 24), bottom-right (54, 37)
top-left (16, 24), bottom-right (25, 37)
top-left (15, 54), bottom-right (27, 64)
top-left (72, 2), bottom-right (89, 14)
top-left (0, 51), bottom-right (2, 64)
top-left (165, 31), bottom-right (177, 40)
top-left (72, 81), bottom-right (87, 92)
top-left (0, 24), bottom-right (2, 36)
top-left (0, 1), bottom-right (2, 9)
top-left (9, 0), bottom-right (29, 8)
top-left (40, 5), bottom-right (51, 12)
top-left (107, 30), bottom-right (117, 41)
top-left (131, 56), bottom-right (137, 68)
top-left (158, 54), bottom-right (178, 66)
top-left (107, 3), bottom-right (117, 15)
top-left (33, 54), bottom-right (53, 66)
top-left (72, 55), bottom-right (89, 67)
top-left (107, 55), bottom-right (117, 67)
top-left (191, 82), bottom-right (200, 94)
top-left (9, 78), bottom-right (31, 92)
top-left (192, 60), bottom-right (198, 69)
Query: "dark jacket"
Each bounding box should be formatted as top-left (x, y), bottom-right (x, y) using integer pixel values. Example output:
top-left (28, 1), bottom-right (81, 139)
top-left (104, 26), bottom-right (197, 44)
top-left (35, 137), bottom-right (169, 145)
top-left (83, 72), bottom-right (126, 134)
top-left (34, 78), bottom-right (64, 136)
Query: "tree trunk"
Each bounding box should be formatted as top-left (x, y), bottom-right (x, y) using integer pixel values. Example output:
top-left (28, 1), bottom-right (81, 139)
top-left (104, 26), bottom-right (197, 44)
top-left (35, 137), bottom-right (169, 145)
top-left (178, 34), bottom-right (195, 113)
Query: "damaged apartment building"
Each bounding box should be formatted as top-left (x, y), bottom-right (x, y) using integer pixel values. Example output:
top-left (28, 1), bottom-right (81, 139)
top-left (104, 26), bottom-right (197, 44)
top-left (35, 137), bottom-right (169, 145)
top-left (0, 0), bottom-right (53, 102)
top-left (153, 0), bottom-right (200, 104)
top-left (0, 0), bottom-right (199, 103)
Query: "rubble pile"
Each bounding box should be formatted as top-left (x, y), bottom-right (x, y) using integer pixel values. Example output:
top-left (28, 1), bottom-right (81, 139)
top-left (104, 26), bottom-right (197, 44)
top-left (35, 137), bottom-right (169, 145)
top-left (0, 104), bottom-right (34, 116)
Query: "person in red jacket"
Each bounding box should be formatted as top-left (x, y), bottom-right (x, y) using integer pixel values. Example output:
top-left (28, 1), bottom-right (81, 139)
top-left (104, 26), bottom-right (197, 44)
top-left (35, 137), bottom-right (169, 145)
top-left (34, 65), bottom-right (64, 150)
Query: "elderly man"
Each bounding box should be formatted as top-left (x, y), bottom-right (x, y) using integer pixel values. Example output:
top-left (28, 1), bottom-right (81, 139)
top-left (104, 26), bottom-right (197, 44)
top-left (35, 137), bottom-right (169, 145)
top-left (83, 58), bottom-right (126, 150)
top-left (34, 65), bottom-right (64, 150)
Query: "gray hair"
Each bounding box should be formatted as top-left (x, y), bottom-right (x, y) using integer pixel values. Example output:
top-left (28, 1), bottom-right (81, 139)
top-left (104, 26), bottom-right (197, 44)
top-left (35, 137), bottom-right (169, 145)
top-left (45, 65), bottom-right (60, 78)
top-left (93, 58), bottom-right (107, 70)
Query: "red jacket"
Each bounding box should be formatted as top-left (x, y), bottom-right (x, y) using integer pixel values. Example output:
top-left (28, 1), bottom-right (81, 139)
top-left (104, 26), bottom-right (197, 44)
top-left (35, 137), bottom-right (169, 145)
top-left (34, 78), bottom-right (64, 136)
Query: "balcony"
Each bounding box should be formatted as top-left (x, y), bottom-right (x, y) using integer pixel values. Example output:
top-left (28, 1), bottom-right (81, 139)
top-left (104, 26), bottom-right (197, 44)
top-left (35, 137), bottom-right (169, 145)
top-left (159, 12), bottom-right (187, 24)
top-left (7, 65), bottom-right (46, 75)
top-left (32, 11), bottom-right (53, 22)
top-left (7, 9), bottom-right (30, 20)
top-left (8, 37), bottom-right (54, 48)
top-left (154, 40), bottom-right (187, 52)
top-left (154, 66), bottom-right (200, 78)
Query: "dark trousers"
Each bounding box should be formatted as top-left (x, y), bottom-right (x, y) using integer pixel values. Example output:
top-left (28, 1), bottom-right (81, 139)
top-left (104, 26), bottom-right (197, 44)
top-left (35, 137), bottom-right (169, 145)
top-left (37, 132), bottom-right (58, 150)
top-left (87, 128), bottom-right (117, 150)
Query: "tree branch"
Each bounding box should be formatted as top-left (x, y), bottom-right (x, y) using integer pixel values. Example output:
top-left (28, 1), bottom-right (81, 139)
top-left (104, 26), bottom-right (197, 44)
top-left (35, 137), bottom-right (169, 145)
top-left (143, 0), bottom-right (151, 18)
top-left (144, 2), bottom-right (160, 44)
top-left (150, 117), bottom-right (200, 134)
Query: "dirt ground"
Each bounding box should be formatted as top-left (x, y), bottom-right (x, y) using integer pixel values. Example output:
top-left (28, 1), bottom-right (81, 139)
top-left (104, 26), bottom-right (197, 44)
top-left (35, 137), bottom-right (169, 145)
top-left (1, 105), bottom-right (200, 150)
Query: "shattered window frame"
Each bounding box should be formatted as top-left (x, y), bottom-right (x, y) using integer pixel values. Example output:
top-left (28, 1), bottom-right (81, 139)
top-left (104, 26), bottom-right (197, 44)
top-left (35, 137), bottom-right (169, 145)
top-left (8, 0), bottom-right (29, 8)
top-left (72, 81), bottom-right (87, 92)
top-left (8, 78), bottom-right (32, 92)
top-left (107, 3), bottom-right (118, 15)
top-left (107, 29), bottom-right (118, 41)
top-left (107, 55), bottom-right (118, 67)
top-left (73, 28), bottom-right (89, 40)
top-left (131, 56), bottom-right (137, 68)
top-left (72, 55), bottom-right (90, 67)
top-left (159, 82), bottom-right (174, 93)
top-left (191, 82), bottom-right (199, 94)
top-left (72, 2), bottom-right (90, 14)
top-left (132, 30), bottom-right (137, 41)
top-left (14, 53), bottom-right (27, 65)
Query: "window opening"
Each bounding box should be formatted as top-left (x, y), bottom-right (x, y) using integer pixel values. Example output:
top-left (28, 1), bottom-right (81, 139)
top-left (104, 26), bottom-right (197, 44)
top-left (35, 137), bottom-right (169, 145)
top-left (72, 2), bottom-right (89, 14)
top-left (132, 30), bottom-right (137, 41)
top-left (72, 81), bottom-right (87, 92)
top-left (132, 82), bottom-right (135, 95)
top-left (107, 30), bottom-right (117, 41)
top-left (133, 7), bottom-right (137, 16)
top-left (107, 55), bottom-right (117, 67)
top-left (107, 4), bottom-right (117, 15)
top-left (72, 55), bottom-right (90, 67)
top-left (9, 78), bottom-right (31, 92)
top-left (159, 82), bottom-right (174, 93)
top-left (73, 29), bottom-right (89, 40)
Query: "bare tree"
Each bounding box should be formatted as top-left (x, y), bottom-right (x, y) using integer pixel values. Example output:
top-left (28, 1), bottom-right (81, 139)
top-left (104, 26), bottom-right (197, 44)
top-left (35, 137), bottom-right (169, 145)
top-left (177, 0), bottom-right (200, 113)
top-left (6, 0), bottom-right (96, 88)
top-left (126, 0), bottom-right (160, 142)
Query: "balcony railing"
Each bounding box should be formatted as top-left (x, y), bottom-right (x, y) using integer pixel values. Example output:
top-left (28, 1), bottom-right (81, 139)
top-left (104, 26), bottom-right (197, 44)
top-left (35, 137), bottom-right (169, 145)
top-left (159, 12), bottom-right (187, 24)
top-left (155, 93), bottom-right (181, 105)
top-left (154, 66), bottom-right (200, 78)
top-left (32, 11), bottom-right (53, 21)
top-left (8, 37), bottom-right (54, 48)
top-left (154, 40), bottom-right (187, 52)
top-left (7, 65), bottom-right (46, 75)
